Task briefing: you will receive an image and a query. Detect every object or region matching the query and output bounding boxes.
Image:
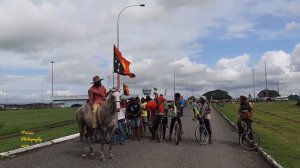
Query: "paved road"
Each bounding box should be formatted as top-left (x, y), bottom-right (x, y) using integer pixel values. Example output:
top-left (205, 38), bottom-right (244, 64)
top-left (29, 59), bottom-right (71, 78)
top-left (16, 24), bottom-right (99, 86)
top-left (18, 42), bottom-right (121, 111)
top-left (0, 106), bottom-right (271, 168)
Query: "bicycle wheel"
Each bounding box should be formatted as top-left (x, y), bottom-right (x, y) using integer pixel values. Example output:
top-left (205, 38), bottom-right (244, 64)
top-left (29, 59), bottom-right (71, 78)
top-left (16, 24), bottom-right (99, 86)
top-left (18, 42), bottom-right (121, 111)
top-left (156, 122), bottom-right (164, 143)
top-left (195, 125), bottom-right (209, 145)
top-left (175, 123), bottom-right (180, 145)
top-left (239, 131), bottom-right (260, 151)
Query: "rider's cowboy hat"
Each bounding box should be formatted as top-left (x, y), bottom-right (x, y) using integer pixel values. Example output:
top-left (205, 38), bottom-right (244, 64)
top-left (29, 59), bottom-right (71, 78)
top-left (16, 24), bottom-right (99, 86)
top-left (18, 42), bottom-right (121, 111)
top-left (91, 75), bottom-right (103, 84)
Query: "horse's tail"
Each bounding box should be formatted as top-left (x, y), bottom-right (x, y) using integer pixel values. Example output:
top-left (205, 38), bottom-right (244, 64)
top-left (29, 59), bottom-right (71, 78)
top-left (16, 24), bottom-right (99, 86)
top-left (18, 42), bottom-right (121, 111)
top-left (76, 105), bottom-right (86, 142)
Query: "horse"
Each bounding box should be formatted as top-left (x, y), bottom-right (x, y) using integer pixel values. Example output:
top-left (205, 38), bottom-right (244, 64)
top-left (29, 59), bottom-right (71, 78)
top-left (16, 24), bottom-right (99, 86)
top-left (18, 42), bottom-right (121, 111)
top-left (76, 88), bottom-right (121, 160)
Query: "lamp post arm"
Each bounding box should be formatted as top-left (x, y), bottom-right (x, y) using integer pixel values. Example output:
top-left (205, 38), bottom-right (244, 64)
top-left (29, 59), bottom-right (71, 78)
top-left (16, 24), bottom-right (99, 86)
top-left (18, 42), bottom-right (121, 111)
top-left (117, 4), bottom-right (142, 49)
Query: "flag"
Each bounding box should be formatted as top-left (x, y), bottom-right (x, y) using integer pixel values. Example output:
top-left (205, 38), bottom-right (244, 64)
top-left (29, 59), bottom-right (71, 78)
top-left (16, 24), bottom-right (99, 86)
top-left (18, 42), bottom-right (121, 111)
top-left (123, 84), bottom-right (130, 95)
top-left (114, 45), bottom-right (136, 78)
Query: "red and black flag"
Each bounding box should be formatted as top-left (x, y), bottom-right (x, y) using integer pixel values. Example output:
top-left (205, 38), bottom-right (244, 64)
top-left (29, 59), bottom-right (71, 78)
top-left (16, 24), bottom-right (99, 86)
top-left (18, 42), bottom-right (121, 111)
top-left (114, 45), bottom-right (136, 78)
top-left (123, 84), bottom-right (130, 95)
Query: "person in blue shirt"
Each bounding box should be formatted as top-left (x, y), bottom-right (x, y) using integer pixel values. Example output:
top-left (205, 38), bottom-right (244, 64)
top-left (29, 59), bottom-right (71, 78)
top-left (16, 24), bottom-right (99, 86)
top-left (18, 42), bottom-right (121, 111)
top-left (179, 96), bottom-right (186, 115)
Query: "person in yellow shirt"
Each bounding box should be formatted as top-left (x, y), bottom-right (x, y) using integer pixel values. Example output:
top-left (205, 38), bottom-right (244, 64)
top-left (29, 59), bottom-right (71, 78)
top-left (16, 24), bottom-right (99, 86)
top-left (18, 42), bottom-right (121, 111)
top-left (140, 97), bottom-right (148, 133)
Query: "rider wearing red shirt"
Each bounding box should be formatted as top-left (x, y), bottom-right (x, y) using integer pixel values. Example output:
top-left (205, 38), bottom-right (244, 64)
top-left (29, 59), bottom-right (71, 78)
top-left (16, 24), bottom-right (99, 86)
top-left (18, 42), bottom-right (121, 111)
top-left (88, 76), bottom-right (110, 129)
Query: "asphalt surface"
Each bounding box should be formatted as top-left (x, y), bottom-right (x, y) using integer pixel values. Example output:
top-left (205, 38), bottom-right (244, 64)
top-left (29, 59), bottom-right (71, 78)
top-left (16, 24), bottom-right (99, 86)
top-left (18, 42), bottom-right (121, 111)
top-left (0, 106), bottom-right (271, 168)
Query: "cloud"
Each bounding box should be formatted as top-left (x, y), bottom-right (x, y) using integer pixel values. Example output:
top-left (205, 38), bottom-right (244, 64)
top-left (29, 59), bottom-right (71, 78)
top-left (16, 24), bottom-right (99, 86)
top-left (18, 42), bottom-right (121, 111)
top-left (285, 21), bottom-right (300, 31)
top-left (291, 43), bottom-right (300, 71)
top-left (0, 0), bottom-right (299, 103)
top-left (223, 22), bottom-right (255, 39)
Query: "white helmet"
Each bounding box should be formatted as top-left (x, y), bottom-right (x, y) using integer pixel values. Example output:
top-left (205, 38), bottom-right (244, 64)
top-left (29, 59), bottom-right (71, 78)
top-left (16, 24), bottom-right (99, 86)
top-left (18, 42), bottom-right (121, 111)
top-left (200, 96), bottom-right (207, 101)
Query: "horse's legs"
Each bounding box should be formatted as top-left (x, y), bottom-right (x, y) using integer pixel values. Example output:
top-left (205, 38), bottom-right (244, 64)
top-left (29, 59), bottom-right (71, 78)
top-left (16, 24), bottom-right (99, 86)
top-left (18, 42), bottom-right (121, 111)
top-left (99, 132), bottom-right (105, 161)
top-left (83, 127), bottom-right (94, 157)
top-left (108, 142), bottom-right (113, 159)
top-left (108, 129), bottom-right (116, 159)
top-left (81, 127), bottom-right (89, 157)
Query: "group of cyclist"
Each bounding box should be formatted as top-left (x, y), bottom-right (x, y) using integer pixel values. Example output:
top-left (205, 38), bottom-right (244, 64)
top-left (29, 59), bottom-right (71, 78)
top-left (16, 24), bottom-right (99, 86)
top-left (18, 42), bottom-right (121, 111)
top-left (113, 91), bottom-right (254, 146)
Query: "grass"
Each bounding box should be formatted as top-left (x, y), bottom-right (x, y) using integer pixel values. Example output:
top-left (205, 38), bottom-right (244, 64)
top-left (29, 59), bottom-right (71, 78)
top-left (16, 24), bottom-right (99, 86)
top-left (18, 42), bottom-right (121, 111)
top-left (0, 108), bottom-right (79, 153)
top-left (0, 124), bottom-right (78, 153)
top-left (214, 101), bottom-right (300, 168)
top-left (0, 108), bottom-right (77, 136)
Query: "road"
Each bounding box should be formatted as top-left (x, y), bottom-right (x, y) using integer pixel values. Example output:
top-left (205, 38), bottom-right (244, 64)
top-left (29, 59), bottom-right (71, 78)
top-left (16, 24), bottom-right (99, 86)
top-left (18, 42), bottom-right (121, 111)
top-left (0, 106), bottom-right (271, 168)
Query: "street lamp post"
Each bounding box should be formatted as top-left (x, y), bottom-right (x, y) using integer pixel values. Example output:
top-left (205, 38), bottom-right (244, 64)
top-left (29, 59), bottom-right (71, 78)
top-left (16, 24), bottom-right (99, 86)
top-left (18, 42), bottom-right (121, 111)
top-left (50, 61), bottom-right (55, 97)
top-left (253, 69), bottom-right (255, 100)
top-left (114, 4), bottom-right (145, 89)
top-left (173, 65), bottom-right (184, 100)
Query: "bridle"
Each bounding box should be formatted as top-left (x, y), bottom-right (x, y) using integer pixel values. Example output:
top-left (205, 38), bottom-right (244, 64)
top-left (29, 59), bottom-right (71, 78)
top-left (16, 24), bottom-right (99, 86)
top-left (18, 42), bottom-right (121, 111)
top-left (109, 90), bottom-right (121, 110)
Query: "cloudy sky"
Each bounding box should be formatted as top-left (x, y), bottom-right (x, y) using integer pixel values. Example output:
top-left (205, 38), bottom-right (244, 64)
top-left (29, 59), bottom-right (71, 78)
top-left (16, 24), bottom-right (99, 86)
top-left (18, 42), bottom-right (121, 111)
top-left (0, 0), bottom-right (300, 104)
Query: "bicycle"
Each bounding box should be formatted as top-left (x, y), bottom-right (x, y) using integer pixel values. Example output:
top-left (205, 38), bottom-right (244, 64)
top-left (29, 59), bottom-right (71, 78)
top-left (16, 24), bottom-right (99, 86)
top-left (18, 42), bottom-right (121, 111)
top-left (174, 117), bottom-right (182, 145)
top-left (239, 120), bottom-right (260, 151)
top-left (193, 117), bottom-right (209, 145)
top-left (156, 115), bottom-right (165, 143)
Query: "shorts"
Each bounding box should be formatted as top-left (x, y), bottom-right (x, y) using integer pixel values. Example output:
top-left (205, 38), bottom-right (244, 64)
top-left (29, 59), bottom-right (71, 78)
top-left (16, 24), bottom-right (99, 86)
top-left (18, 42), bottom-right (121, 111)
top-left (131, 118), bottom-right (141, 128)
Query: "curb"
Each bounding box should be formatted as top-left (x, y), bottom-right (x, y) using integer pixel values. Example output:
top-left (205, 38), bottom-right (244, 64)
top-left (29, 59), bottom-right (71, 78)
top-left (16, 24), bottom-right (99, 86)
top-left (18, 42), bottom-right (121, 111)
top-left (0, 133), bottom-right (79, 157)
top-left (212, 106), bottom-right (284, 168)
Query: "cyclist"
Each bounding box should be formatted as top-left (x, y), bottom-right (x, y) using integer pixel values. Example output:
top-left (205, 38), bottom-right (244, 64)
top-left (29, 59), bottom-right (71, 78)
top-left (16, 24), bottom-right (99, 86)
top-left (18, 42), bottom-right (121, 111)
top-left (237, 95), bottom-right (254, 138)
top-left (167, 93), bottom-right (183, 142)
top-left (198, 96), bottom-right (213, 144)
top-left (153, 94), bottom-right (168, 140)
top-left (192, 98), bottom-right (200, 117)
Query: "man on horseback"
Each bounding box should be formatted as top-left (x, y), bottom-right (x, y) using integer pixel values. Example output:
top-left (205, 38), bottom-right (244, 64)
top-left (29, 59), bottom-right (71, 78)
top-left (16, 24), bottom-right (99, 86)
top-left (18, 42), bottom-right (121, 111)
top-left (88, 75), bottom-right (110, 138)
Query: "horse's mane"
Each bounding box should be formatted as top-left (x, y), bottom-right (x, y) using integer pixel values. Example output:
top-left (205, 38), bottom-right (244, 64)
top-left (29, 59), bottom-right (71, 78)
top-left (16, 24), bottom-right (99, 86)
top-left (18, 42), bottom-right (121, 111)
top-left (98, 88), bottom-right (118, 114)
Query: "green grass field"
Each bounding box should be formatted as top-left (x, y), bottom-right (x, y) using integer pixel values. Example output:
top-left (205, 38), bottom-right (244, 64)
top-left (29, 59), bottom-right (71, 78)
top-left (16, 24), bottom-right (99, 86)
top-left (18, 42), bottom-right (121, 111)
top-left (0, 108), bottom-right (79, 153)
top-left (214, 101), bottom-right (300, 168)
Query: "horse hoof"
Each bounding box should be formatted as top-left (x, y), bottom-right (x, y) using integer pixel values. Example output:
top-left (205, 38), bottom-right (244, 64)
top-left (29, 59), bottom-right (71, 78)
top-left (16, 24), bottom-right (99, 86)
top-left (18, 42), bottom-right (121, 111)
top-left (81, 153), bottom-right (87, 157)
top-left (99, 154), bottom-right (105, 161)
top-left (90, 152), bottom-right (95, 156)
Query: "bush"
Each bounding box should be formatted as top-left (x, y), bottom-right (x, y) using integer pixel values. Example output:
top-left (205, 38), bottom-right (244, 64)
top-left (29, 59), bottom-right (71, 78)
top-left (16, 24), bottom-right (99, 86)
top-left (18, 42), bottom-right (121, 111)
top-left (71, 104), bottom-right (82, 107)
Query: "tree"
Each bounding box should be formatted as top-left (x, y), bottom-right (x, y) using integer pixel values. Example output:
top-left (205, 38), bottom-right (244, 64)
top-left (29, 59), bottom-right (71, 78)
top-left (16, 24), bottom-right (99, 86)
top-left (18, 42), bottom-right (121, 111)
top-left (203, 89), bottom-right (232, 100)
top-left (288, 94), bottom-right (299, 101)
top-left (258, 89), bottom-right (280, 98)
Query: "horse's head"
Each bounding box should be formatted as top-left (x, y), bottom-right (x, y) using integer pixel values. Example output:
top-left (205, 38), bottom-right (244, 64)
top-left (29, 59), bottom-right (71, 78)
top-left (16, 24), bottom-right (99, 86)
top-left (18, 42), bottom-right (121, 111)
top-left (109, 88), bottom-right (121, 112)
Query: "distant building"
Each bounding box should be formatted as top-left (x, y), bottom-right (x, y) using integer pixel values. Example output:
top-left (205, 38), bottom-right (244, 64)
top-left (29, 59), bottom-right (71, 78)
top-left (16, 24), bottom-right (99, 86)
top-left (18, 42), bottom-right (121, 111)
top-left (142, 89), bottom-right (151, 96)
top-left (52, 95), bottom-right (88, 107)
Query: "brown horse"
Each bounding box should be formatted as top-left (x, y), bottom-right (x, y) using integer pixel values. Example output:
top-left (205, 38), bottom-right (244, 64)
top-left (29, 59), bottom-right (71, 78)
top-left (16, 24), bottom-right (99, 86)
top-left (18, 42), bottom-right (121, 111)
top-left (76, 88), bottom-right (121, 160)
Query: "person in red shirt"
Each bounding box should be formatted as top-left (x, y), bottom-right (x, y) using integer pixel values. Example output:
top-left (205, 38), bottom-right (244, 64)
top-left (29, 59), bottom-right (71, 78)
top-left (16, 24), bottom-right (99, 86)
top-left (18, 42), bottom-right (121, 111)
top-left (153, 94), bottom-right (168, 139)
top-left (145, 97), bottom-right (158, 140)
top-left (88, 76), bottom-right (110, 130)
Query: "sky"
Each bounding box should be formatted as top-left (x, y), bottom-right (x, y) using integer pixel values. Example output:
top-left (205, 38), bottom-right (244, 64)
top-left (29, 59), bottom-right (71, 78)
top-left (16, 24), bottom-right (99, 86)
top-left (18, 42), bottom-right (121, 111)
top-left (0, 0), bottom-right (300, 104)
